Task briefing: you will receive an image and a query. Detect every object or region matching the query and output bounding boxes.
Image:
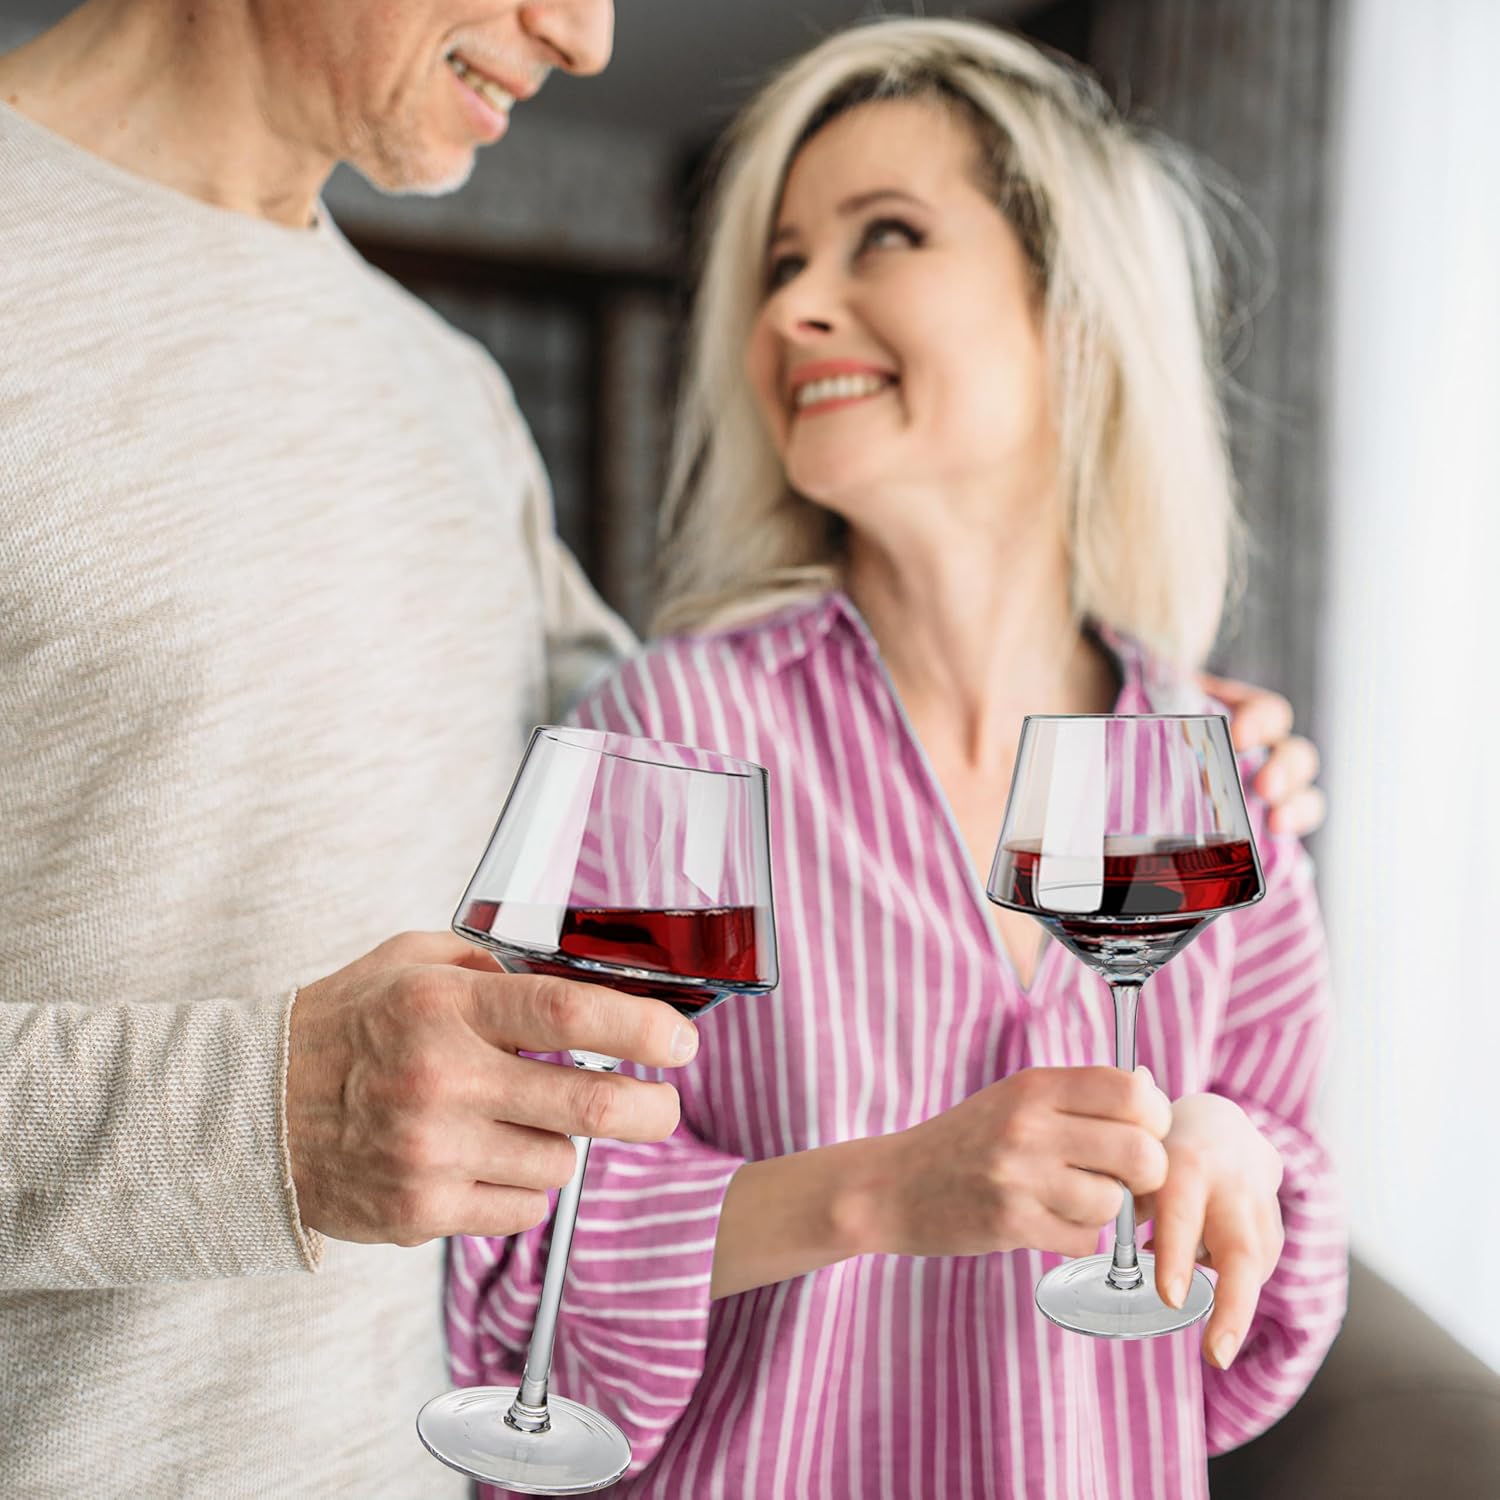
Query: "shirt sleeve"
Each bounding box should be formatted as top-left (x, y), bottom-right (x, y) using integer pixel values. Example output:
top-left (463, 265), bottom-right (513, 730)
top-left (447, 1125), bottom-right (745, 1480)
top-left (0, 990), bottom-right (322, 1288)
top-left (1201, 815), bottom-right (1347, 1452)
top-left (445, 651), bottom-right (751, 1478)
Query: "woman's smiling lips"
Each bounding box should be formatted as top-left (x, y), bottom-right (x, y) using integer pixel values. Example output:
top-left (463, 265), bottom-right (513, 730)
top-left (788, 360), bottom-right (898, 418)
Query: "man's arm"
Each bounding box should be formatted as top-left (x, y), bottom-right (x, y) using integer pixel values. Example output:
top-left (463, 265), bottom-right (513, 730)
top-left (474, 345), bottom-right (638, 717)
top-left (0, 932), bottom-right (694, 1290)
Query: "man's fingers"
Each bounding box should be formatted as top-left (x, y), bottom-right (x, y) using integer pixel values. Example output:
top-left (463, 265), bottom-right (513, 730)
top-left (470, 1120), bottom-right (582, 1191)
top-left (356, 929), bottom-right (510, 979)
top-left (1201, 1244), bottom-right (1265, 1369)
top-left (487, 1052), bottom-right (683, 1143)
top-left (466, 973), bottom-right (699, 1069)
top-left (1150, 1169), bottom-right (1209, 1311)
top-left (450, 1183), bottom-right (555, 1239)
top-left (446, 943), bottom-right (509, 974)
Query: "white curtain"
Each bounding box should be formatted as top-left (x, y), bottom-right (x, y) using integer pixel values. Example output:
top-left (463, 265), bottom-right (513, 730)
top-left (1322, 0), bottom-right (1500, 1370)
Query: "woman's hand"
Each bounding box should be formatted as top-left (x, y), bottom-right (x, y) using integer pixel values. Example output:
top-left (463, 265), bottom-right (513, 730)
top-left (1136, 1092), bottom-right (1285, 1370)
top-left (866, 1066), bottom-right (1173, 1260)
top-left (1197, 673), bottom-right (1325, 837)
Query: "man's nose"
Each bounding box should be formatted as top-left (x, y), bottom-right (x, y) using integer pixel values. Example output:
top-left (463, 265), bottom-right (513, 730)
top-left (520, 0), bottom-right (614, 76)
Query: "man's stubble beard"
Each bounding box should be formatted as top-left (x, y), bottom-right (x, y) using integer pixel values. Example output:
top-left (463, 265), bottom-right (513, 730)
top-left (342, 108), bottom-right (479, 198)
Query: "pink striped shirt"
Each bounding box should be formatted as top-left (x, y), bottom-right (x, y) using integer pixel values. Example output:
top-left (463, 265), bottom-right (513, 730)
top-left (447, 592), bottom-right (1346, 1499)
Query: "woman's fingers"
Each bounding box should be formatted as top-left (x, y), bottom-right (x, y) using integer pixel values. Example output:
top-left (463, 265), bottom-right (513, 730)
top-left (1200, 1241), bottom-right (1266, 1370)
top-left (1197, 674), bottom-right (1294, 751)
top-left (1254, 733), bottom-right (1321, 810)
top-left (1049, 1165), bottom-right (1127, 1228)
top-left (1055, 1116), bottom-right (1169, 1199)
top-left (1052, 1065), bottom-right (1173, 1138)
top-left (1149, 1165), bottom-right (1209, 1311)
top-left (1268, 785), bottom-right (1328, 838)
top-left (1034, 1209), bottom-right (1107, 1260)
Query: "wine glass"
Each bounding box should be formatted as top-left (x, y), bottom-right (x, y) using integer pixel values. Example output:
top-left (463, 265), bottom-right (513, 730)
top-left (986, 714), bottom-right (1263, 1339)
top-left (416, 725), bottom-right (778, 1493)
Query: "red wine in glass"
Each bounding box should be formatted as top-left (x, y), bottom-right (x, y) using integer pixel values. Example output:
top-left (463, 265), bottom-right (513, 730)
top-left (457, 901), bottom-right (767, 1016)
top-left (985, 714), bottom-right (1264, 1340)
top-left (991, 833), bottom-right (1260, 979)
top-left (420, 725), bottom-right (777, 1494)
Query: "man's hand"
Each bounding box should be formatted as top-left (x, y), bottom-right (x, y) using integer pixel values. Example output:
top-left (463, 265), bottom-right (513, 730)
top-left (1197, 672), bottom-right (1325, 838)
top-left (1137, 1091), bottom-right (1285, 1371)
top-left (285, 931), bottom-right (697, 1246)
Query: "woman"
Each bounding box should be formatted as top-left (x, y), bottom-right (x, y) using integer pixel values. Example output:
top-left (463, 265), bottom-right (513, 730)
top-left (449, 19), bottom-right (1342, 1498)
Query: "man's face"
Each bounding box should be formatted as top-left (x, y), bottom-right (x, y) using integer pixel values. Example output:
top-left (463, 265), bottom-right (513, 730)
top-left (261, 0), bottom-right (614, 195)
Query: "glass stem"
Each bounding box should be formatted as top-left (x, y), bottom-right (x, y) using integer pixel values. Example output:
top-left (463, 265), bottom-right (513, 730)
top-left (504, 1054), bottom-right (619, 1434)
top-left (1106, 983), bottom-right (1143, 1291)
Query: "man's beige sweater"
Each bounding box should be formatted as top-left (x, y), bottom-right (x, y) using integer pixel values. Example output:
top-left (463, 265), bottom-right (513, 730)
top-left (0, 103), bottom-right (631, 1495)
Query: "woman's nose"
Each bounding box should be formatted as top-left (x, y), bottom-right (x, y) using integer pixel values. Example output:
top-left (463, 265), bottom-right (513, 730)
top-left (768, 270), bottom-right (840, 339)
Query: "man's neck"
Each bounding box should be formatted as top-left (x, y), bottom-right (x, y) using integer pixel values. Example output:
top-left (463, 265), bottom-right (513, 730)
top-left (0, 0), bottom-right (334, 226)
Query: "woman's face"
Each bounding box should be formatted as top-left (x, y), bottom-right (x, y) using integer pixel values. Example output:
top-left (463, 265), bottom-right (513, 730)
top-left (746, 97), bottom-right (1056, 529)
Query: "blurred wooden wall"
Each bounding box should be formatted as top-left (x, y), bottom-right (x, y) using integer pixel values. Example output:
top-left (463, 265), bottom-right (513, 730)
top-left (1080, 0), bottom-right (1342, 743)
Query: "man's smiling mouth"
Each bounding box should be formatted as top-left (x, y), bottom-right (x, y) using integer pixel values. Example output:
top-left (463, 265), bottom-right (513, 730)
top-left (445, 51), bottom-right (518, 114)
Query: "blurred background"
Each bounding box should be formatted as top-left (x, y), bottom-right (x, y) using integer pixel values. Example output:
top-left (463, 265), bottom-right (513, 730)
top-left (5, 0), bottom-right (1497, 1377)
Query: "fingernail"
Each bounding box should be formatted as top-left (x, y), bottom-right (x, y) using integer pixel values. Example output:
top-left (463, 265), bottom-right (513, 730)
top-left (1135, 1064), bottom-right (1170, 1105)
top-left (670, 1022), bottom-right (699, 1063)
top-left (1164, 1274), bottom-right (1186, 1310)
top-left (1209, 1332), bottom-right (1238, 1369)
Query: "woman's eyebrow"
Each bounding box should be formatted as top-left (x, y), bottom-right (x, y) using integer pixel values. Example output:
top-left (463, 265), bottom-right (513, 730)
top-left (768, 188), bottom-right (930, 249)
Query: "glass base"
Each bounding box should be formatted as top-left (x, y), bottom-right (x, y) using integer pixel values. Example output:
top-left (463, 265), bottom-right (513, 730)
top-left (417, 1387), bottom-right (631, 1494)
top-left (1035, 1252), bottom-right (1213, 1338)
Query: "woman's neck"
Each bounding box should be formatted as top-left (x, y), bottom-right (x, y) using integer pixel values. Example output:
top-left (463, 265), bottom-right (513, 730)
top-left (845, 514), bottom-right (1118, 775)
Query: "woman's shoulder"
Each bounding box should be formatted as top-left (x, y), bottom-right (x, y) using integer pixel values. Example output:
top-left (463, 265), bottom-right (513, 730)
top-left (570, 594), bottom-right (838, 742)
top-left (642, 593), bottom-right (846, 687)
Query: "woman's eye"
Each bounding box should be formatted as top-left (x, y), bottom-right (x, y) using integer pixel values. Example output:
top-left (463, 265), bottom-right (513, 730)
top-left (765, 253), bottom-right (805, 292)
top-left (859, 217), bottom-right (923, 254)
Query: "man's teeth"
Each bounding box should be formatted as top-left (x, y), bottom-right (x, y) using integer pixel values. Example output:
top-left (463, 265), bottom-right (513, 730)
top-left (794, 374), bottom-right (890, 410)
top-left (446, 53), bottom-right (516, 112)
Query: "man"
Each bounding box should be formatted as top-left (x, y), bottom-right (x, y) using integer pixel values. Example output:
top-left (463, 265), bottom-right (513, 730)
top-left (0, 2), bottom-right (690, 1494)
top-left (0, 2), bottom-right (1324, 1494)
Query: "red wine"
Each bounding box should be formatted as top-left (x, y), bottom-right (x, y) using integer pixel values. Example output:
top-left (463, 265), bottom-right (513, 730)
top-left (990, 835), bottom-right (1261, 981)
top-left (999, 835), bottom-right (1260, 920)
top-left (457, 901), bottom-right (769, 1016)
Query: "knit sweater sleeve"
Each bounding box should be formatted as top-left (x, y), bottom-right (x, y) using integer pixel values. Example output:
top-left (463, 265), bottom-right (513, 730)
top-left (473, 349), bottom-right (636, 717)
top-left (0, 991), bottom-right (321, 1287)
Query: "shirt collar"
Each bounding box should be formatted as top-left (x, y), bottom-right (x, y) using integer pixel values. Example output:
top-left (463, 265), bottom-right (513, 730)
top-left (732, 590), bottom-right (858, 676)
top-left (736, 590), bottom-right (1205, 717)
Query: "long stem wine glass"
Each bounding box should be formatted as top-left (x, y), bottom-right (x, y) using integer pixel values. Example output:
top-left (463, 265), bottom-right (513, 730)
top-left (417, 726), bottom-right (778, 1493)
top-left (986, 714), bottom-right (1263, 1339)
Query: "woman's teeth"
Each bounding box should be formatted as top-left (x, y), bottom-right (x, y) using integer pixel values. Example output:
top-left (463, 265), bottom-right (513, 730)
top-left (794, 374), bottom-right (890, 411)
top-left (446, 53), bottom-right (516, 113)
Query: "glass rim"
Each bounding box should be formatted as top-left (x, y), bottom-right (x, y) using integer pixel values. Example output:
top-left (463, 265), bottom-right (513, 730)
top-left (1020, 713), bottom-right (1231, 724)
top-left (535, 724), bottom-right (766, 779)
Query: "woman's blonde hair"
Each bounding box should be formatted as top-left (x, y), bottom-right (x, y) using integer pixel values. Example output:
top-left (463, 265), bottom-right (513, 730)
top-left (652, 16), bottom-right (1246, 667)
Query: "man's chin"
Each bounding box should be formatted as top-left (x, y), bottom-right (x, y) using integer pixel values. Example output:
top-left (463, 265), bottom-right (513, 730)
top-left (349, 147), bottom-right (478, 199)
